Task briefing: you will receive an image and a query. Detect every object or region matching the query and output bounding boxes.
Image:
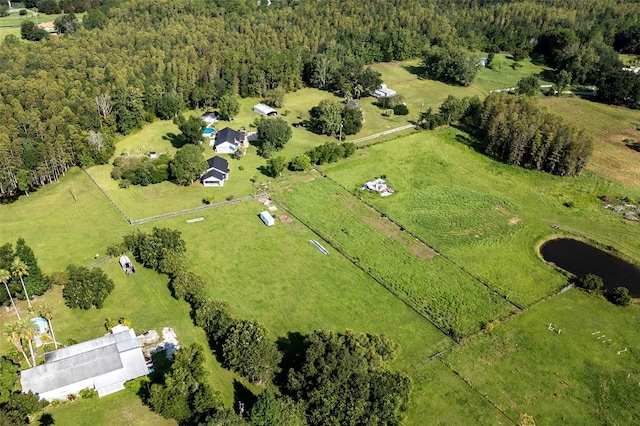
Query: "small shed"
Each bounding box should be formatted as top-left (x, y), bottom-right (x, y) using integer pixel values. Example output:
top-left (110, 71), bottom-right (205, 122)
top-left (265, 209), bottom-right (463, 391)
top-left (253, 103), bottom-right (278, 117)
top-left (259, 211), bottom-right (275, 226)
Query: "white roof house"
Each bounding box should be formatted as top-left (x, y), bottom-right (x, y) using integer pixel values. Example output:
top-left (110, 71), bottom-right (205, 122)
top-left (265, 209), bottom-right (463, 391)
top-left (20, 326), bottom-right (148, 401)
top-left (253, 103), bottom-right (278, 117)
top-left (259, 211), bottom-right (275, 226)
top-left (372, 84), bottom-right (396, 99)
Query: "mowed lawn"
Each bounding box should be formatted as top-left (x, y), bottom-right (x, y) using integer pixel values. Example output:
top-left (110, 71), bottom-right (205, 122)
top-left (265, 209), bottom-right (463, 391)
top-left (442, 289), bottom-right (640, 425)
top-left (321, 129), bottom-right (640, 307)
top-left (368, 55), bottom-right (551, 126)
top-left (275, 177), bottom-right (514, 337)
top-left (405, 360), bottom-right (506, 425)
top-left (136, 200), bottom-right (452, 370)
top-left (541, 96), bottom-right (640, 188)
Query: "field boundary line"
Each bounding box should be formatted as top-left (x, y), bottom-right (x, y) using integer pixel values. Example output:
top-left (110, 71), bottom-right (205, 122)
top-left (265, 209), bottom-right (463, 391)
top-left (438, 358), bottom-right (517, 425)
top-left (271, 196), bottom-right (458, 349)
top-left (129, 193), bottom-right (268, 225)
top-left (82, 168), bottom-right (266, 225)
top-left (315, 170), bottom-right (523, 314)
top-left (82, 169), bottom-right (131, 223)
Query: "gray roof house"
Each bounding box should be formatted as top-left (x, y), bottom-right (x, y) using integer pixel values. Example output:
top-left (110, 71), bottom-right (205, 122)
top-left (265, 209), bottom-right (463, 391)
top-left (213, 127), bottom-right (248, 154)
top-left (202, 156), bottom-right (230, 187)
top-left (20, 326), bottom-right (148, 401)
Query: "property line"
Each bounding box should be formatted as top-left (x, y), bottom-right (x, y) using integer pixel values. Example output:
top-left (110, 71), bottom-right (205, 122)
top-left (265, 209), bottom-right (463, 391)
top-left (82, 168), bottom-right (267, 225)
top-left (349, 123), bottom-right (416, 144)
top-left (438, 358), bottom-right (517, 425)
top-left (271, 196), bottom-right (459, 348)
top-left (316, 170), bottom-right (522, 314)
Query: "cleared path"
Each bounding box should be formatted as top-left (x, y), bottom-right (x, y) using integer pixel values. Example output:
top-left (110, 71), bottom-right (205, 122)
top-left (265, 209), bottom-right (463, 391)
top-left (350, 123), bottom-right (416, 144)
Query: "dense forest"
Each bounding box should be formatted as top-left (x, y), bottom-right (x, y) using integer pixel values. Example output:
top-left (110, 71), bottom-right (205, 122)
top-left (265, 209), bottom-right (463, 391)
top-left (1, 0), bottom-right (640, 197)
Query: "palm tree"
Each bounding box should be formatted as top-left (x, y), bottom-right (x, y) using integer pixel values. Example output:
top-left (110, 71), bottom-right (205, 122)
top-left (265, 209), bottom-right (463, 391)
top-left (4, 321), bottom-right (31, 367)
top-left (0, 268), bottom-right (20, 319)
top-left (11, 258), bottom-right (31, 309)
top-left (39, 303), bottom-right (57, 349)
top-left (17, 317), bottom-right (38, 367)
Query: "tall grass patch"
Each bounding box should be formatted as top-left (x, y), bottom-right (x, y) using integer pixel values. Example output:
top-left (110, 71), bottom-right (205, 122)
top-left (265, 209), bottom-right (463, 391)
top-left (276, 177), bottom-right (514, 337)
top-left (322, 129), bottom-right (640, 306)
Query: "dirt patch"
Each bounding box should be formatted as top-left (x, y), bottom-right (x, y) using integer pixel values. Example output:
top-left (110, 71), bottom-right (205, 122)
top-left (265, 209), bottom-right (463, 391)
top-left (358, 205), bottom-right (437, 259)
top-left (280, 214), bottom-right (292, 223)
top-left (508, 217), bottom-right (521, 225)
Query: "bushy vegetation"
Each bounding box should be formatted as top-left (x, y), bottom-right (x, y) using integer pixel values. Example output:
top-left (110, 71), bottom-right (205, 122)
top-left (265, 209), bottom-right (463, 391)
top-left (123, 227), bottom-right (186, 276)
top-left (256, 117), bottom-right (292, 157)
top-left (306, 142), bottom-right (355, 166)
top-left (111, 154), bottom-right (170, 187)
top-left (61, 265), bottom-right (115, 309)
top-left (422, 46), bottom-right (481, 87)
top-left (285, 330), bottom-right (411, 425)
top-left (478, 93), bottom-right (594, 176)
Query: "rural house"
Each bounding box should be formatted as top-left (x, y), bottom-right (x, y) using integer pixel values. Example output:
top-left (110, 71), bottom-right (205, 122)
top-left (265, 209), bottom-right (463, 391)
top-left (201, 156), bottom-right (229, 187)
top-left (253, 103), bottom-right (278, 117)
top-left (20, 325), bottom-right (148, 401)
top-left (213, 127), bottom-right (248, 154)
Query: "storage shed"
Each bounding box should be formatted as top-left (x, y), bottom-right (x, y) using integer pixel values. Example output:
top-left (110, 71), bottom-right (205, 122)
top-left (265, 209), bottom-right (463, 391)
top-left (259, 211), bottom-right (275, 226)
top-left (253, 103), bottom-right (278, 117)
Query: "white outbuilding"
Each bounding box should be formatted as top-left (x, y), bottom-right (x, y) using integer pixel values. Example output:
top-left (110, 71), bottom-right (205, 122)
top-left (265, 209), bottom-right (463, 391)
top-left (253, 103), bottom-right (278, 117)
top-left (259, 211), bottom-right (275, 226)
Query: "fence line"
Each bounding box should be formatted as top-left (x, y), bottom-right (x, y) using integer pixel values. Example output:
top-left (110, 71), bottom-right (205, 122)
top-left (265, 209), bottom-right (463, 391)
top-left (82, 169), bottom-right (131, 223)
top-left (129, 193), bottom-right (268, 225)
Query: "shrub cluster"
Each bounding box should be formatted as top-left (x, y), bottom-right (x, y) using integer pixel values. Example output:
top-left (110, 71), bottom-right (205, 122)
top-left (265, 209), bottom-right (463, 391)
top-left (111, 154), bottom-right (170, 187)
top-left (307, 142), bottom-right (356, 165)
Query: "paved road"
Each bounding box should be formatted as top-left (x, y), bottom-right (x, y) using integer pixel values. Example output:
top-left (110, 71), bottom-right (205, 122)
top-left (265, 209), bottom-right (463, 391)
top-left (349, 123), bottom-right (416, 144)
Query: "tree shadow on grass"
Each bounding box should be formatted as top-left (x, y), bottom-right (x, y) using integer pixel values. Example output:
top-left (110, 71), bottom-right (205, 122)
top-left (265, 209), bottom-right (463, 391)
top-left (162, 132), bottom-right (187, 149)
top-left (452, 127), bottom-right (485, 155)
top-left (233, 379), bottom-right (256, 416)
top-left (38, 413), bottom-right (55, 426)
top-left (274, 331), bottom-right (306, 388)
top-left (403, 63), bottom-right (425, 77)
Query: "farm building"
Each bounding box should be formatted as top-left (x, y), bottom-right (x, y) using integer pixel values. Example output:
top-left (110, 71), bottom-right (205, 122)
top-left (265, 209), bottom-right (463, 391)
top-left (201, 156), bottom-right (229, 187)
top-left (213, 127), bottom-right (248, 153)
top-left (253, 103), bottom-right (278, 117)
top-left (372, 84), bottom-right (396, 99)
top-left (259, 211), bottom-right (275, 226)
top-left (20, 326), bottom-right (148, 401)
top-left (201, 111), bottom-right (219, 124)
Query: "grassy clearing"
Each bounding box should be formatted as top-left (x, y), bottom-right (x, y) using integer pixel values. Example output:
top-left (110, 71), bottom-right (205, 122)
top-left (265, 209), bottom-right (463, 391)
top-left (541, 97), bottom-right (640, 188)
top-left (443, 289), bottom-right (640, 425)
top-left (37, 390), bottom-right (176, 426)
top-left (405, 361), bottom-right (506, 425)
top-left (138, 200), bottom-right (452, 369)
top-left (368, 55), bottom-right (551, 125)
top-left (275, 176), bottom-right (514, 337)
top-left (321, 129), bottom-right (640, 307)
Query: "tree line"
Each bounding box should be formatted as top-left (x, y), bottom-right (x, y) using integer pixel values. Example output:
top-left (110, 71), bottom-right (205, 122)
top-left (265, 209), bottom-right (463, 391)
top-left (108, 227), bottom-right (412, 425)
top-left (421, 92), bottom-right (594, 176)
top-left (2, 0), bottom-right (640, 198)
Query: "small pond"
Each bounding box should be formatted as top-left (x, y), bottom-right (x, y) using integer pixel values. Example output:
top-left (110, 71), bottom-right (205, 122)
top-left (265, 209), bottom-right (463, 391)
top-left (540, 238), bottom-right (640, 297)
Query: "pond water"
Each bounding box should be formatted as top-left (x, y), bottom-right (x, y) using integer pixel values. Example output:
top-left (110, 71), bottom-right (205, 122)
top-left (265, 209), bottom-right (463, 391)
top-left (540, 238), bottom-right (640, 297)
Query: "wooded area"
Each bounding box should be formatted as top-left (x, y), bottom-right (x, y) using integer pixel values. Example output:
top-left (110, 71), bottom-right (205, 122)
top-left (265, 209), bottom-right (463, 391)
top-left (1, 0), bottom-right (639, 197)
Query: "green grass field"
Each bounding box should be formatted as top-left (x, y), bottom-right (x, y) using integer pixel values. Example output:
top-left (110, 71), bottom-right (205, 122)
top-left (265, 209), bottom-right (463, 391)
top-left (443, 289), bottom-right (640, 425)
top-left (2, 59), bottom-right (640, 425)
top-left (321, 128), bottom-right (640, 307)
top-left (275, 176), bottom-right (515, 337)
top-left (541, 97), bottom-right (640, 189)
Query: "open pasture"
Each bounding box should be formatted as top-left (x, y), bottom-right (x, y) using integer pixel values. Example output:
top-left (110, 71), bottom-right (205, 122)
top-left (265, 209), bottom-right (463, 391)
top-left (138, 200), bottom-right (452, 369)
top-left (369, 55), bottom-right (551, 124)
top-left (321, 129), bottom-right (640, 307)
top-left (541, 96), bottom-right (640, 188)
top-left (443, 289), bottom-right (640, 425)
top-left (275, 177), bottom-right (514, 337)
